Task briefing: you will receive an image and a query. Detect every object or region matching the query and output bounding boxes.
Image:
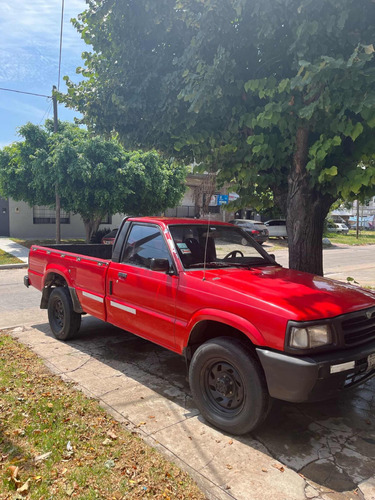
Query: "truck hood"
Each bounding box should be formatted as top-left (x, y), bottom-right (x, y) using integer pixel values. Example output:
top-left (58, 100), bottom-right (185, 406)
top-left (187, 265), bottom-right (375, 321)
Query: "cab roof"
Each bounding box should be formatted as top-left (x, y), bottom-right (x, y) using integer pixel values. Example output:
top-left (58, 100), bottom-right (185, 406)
top-left (127, 216), bottom-right (233, 227)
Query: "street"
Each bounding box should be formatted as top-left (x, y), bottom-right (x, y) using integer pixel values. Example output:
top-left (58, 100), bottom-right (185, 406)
top-left (1, 250), bottom-right (375, 499)
top-left (270, 242), bottom-right (375, 288)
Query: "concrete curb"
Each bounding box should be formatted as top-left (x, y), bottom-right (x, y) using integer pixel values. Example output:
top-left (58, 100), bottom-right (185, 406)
top-left (0, 263), bottom-right (28, 270)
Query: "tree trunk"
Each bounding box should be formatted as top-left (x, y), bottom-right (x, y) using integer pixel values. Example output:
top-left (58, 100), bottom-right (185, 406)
top-left (83, 217), bottom-right (102, 243)
top-left (287, 127), bottom-right (335, 276)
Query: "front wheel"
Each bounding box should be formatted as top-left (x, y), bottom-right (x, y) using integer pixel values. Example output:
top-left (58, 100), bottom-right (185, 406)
top-left (48, 287), bottom-right (81, 340)
top-left (189, 337), bottom-right (270, 435)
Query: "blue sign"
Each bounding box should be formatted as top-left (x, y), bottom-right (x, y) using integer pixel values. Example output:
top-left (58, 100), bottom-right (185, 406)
top-left (217, 195), bottom-right (229, 205)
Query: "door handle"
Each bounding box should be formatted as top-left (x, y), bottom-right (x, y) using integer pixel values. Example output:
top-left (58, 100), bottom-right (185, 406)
top-left (118, 272), bottom-right (127, 279)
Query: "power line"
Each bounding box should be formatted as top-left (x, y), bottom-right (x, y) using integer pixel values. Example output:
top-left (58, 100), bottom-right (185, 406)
top-left (39, 101), bottom-right (53, 125)
top-left (0, 87), bottom-right (51, 99)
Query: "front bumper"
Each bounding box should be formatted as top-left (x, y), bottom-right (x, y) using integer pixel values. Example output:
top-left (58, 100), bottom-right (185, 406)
top-left (256, 341), bottom-right (375, 403)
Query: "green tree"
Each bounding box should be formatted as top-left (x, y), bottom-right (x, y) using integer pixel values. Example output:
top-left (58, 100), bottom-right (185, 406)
top-left (61, 0), bottom-right (375, 274)
top-left (0, 121), bottom-right (186, 242)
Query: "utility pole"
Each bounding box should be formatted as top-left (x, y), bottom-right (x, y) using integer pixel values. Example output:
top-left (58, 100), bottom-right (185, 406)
top-left (52, 85), bottom-right (61, 244)
top-left (356, 199), bottom-right (360, 240)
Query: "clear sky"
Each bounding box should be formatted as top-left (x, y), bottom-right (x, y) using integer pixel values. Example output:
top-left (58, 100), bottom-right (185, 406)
top-left (0, 0), bottom-right (88, 148)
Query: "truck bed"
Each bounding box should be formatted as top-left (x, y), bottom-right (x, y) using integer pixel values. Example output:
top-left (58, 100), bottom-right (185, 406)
top-left (28, 243), bottom-right (113, 321)
top-left (39, 244), bottom-right (113, 259)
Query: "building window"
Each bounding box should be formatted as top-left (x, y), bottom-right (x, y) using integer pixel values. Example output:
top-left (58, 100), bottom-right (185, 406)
top-left (33, 206), bottom-right (70, 224)
top-left (100, 215), bottom-right (112, 225)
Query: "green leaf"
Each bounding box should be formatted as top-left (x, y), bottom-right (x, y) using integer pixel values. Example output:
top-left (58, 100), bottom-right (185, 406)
top-left (350, 122), bottom-right (364, 141)
top-left (318, 165), bottom-right (338, 183)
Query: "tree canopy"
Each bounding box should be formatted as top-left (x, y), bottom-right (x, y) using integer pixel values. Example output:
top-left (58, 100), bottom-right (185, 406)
top-left (0, 121), bottom-right (186, 241)
top-left (61, 0), bottom-right (375, 273)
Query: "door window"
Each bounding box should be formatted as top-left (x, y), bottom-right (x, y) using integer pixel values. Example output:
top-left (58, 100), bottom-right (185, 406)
top-left (121, 224), bottom-right (171, 268)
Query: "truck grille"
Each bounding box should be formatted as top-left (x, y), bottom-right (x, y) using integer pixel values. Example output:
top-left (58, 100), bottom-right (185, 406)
top-left (341, 308), bottom-right (375, 346)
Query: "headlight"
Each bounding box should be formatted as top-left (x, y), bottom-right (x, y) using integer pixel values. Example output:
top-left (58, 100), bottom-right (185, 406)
top-left (289, 324), bottom-right (332, 349)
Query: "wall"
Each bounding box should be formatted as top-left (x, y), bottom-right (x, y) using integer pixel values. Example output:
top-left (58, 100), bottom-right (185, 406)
top-left (8, 199), bottom-right (123, 239)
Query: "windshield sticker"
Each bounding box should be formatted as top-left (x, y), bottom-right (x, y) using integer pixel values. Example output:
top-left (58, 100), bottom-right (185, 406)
top-left (177, 242), bottom-right (191, 254)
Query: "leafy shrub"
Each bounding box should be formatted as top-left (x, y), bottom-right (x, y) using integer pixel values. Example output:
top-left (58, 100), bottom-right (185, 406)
top-left (90, 227), bottom-right (111, 243)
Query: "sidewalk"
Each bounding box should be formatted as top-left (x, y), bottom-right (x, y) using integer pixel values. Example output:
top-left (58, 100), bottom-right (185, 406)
top-left (0, 237), bottom-right (29, 267)
top-left (9, 324), bottom-right (375, 500)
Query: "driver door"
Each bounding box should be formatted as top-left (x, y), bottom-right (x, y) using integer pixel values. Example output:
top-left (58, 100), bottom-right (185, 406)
top-left (106, 223), bottom-right (178, 350)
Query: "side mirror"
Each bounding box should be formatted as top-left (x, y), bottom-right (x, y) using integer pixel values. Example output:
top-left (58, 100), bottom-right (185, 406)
top-left (150, 258), bottom-right (170, 272)
top-left (269, 254), bottom-right (276, 261)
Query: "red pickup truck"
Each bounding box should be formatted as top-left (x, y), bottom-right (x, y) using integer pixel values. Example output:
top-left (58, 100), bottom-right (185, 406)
top-left (25, 216), bottom-right (375, 434)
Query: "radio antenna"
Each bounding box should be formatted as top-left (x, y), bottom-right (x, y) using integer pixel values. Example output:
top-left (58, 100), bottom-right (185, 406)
top-left (203, 213), bottom-right (210, 281)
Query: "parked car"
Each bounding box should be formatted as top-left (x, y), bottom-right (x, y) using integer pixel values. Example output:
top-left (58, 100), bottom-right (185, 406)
top-left (101, 228), bottom-right (118, 245)
top-left (327, 222), bottom-right (349, 234)
top-left (229, 219), bottom-right (269, 245)
top-left (264, 219), bottom-right (287, 239)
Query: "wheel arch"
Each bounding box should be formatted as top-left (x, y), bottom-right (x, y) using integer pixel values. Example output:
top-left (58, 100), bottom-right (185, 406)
top-left (183, 310), bottom-right (265, 366)
top-left (41, 271), bottom-right (83, 313)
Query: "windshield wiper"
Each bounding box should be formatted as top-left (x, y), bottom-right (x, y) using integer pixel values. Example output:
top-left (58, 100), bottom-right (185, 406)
top-left (187, 262), bottom-right (238, 269)
top-left (187, 260), bottom-right (274, 269)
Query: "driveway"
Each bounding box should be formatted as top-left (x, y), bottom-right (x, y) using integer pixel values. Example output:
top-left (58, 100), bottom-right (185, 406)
top-left (2, 264), bottom-right (375, 499)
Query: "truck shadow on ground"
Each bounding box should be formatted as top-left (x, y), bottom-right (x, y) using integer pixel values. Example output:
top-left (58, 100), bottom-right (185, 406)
top-left (33, 316), bottom-right (375, 493)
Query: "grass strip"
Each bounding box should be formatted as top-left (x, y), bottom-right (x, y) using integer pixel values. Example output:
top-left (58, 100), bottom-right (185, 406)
top-left (0, 333), bottom-right (205, 500)
top-left (0, 249), bottom-right (23, 265)
top-left (324, 231), bottom-right (375, 245)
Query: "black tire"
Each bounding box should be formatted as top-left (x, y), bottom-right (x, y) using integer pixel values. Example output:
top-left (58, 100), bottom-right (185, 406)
top-left (189, 337), bottom-right (270, 435)
top-left (48, 287), bottom-right (81, 340)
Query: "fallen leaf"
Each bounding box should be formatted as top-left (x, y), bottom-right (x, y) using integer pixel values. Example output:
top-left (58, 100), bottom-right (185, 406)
top-left (228, 440), bottom-right (233, 445)
top-left (107, 430), bottom-right (118, 440)
top-left (135, 422), bottom-right (146, 428)
top-left (7, 465), bottom-right (20, 485)
top-left (272, 463), bottom-right (285, 472)
top-left (226, 464), bottom-right (233, 470)
top-left (102, 438), bottom-right (112, 446)
top-left (17, 478), bottom-right (31, 496)
top-left (34, 451), bottom-right (52, 463)
top-left (65, 484), bottom-right (74, 496)
top-left (262, 468), bottom-right (268, 473)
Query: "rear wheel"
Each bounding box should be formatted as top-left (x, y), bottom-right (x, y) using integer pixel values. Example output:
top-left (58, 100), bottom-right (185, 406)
top-left (48, 287), bottom-right (81, 340)
top-left (189, 337), bottom-right (270, 435)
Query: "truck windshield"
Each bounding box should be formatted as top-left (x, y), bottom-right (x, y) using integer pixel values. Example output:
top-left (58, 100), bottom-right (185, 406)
top-left (169, 224), bottom-right (274, 269)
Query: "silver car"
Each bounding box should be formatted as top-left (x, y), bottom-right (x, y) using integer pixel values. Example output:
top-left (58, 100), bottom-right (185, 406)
top-left (264, 219), bottom-right (287, 239)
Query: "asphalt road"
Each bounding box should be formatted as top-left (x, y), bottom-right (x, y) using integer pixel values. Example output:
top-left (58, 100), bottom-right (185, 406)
top-left (1, 254), bottom-right (375, 498)
top-left (269, 242), bottom-right (375, 288)
top-left (0, 268), bottom-right (47, 329)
